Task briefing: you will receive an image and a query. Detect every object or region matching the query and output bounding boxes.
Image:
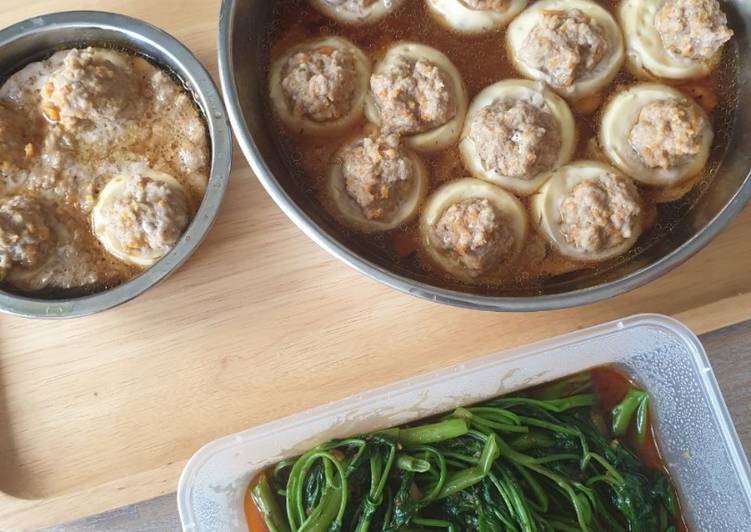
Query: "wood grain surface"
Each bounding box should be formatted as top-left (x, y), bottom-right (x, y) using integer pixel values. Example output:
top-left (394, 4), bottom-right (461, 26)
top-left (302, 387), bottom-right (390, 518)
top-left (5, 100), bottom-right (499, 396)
top-left (42, 321), bottom-right (751, 532)
top-left (0, 1), bottom-right (750, 530)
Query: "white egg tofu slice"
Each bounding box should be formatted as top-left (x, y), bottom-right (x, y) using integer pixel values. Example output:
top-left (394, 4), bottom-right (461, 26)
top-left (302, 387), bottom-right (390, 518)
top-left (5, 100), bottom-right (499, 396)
top-left (619, 0), bottom-right (726, 81)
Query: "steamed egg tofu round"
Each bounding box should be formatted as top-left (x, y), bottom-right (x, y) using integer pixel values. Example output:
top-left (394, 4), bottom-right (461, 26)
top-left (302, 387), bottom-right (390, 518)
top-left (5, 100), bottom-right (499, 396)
top-left (459, 79), bottom-right (576, 196)
top-left (92, 170), bottom-right (190, 268)
top-left (531, 161), bottom-right (644, 262)
top-left (619, 0), bottom-right (733, 81)
top-left (426, 0), bottom-right (529, 34)
top-left (364, 42), bottom-right (468, 153)
top-left (419, 178), bottom-right (528, 282)
top-left (326, 131), bottom-right (428, 233)
top-left (599, 83), bottom-right (712, 194)
top-left (310, 0), bottom-right (404, 26)
top-left (269, 36), bottom-right (371, 137)
top-left (506, 0), bottom-right (624, 101)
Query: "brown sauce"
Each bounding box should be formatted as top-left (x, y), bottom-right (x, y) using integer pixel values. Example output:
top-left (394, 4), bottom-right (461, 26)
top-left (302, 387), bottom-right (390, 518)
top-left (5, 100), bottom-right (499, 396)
top-left (264, 0), bottom-right (739, 294)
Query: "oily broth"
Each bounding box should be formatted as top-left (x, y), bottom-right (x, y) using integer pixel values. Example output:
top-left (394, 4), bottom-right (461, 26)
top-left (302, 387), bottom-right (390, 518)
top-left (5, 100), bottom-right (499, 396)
top-left (0, 44), bottom-right (211, 299)
top-left (0, 47), bottom-right (135, 297)
top-left (266, 0), bottom-right (738, 294)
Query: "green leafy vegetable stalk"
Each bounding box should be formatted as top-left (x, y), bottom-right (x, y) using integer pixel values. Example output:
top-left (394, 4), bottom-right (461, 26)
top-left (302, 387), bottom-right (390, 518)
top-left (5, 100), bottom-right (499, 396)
top-left (250, 373), bottom-right (679, 532)
top-left (612, 388), bottom-right (650, 446)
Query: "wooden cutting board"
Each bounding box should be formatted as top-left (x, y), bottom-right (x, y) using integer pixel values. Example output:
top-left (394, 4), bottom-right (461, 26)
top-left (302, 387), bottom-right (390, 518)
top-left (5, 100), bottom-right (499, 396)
top-left (1, 1), bottom-right (750, 529)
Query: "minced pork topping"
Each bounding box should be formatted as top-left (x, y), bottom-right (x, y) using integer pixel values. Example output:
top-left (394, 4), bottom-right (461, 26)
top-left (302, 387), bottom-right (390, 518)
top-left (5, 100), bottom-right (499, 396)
top-left (655, 0), bottom-right (733, 61)
top-left (371, 55), bottom-right (457, 135)
top-left (461, 0), bottom-right (509, 10)
top-left (559, 173), bottom-right (641, 253)
top-left (282, 48), bottom-right (358, 122)
top-left (431, 198), bottom-right (514, 274)
top-left (520, 9), bottom-right (608, 87)
top-left (41, 48), bottom-right (142, 130)
top-left (341, 133), bottom-right (414, 220)
top-left (98, 175), bottom-right (190, 258)
top-left (469, 98), bottom-right (561, 178)
top-left (629, 99), bottom-right (705, 169)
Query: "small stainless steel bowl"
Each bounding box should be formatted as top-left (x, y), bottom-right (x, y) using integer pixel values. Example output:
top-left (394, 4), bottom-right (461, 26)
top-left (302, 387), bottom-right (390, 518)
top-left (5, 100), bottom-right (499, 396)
top-left (219, 0), bottom-right (751, 311)
top-left (0, 11), bottom-right (232, 318)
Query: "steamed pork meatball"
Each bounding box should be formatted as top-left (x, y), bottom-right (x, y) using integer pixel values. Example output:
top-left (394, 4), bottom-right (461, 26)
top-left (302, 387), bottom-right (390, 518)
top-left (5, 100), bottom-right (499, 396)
top-left (655, 0), bottom-right (733, 61)
top-left (0, 196), bottom-right (53, 280)
top-left (468, 99), bottom-right (561, 179)
top-left (341, 133), bottom-right (413, 220)
top-left (520, 9), bottom-right (607, 87)
top-left (97, 175), bottom-right (189, 262)
top-left (0, 104), bottom-right (32, 171)
top-left (430, 198), bottom-right (514, 275)
top-left (41, 48), bottom-right (141, 128)
top-left (559, 173), bottom-right (641, 254)
top-left (629, 99), bottom-right (705, 170)
top-left (281, 48), bottom-right (357, 123)
top-left (426, 0), bottom-right (528, 35)
top-left (370, 56), bottom-right (457, 135)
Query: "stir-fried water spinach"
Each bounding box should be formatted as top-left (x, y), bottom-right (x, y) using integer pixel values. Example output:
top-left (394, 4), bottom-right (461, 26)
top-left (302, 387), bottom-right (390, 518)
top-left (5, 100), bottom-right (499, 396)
top-left (250, 372), bottom-right (679, 532)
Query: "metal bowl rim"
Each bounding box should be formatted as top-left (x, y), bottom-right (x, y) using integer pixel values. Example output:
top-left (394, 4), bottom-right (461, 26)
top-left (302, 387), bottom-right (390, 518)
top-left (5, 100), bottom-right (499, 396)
top-left (0, 10), bottom-right (233, 319)
top-left (217, 0), bottom-right (751, 312)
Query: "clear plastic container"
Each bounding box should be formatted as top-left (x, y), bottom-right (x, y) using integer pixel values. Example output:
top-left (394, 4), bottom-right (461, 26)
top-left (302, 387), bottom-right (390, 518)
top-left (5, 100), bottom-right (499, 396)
top-left (177, 314), bottom-right (751, 531)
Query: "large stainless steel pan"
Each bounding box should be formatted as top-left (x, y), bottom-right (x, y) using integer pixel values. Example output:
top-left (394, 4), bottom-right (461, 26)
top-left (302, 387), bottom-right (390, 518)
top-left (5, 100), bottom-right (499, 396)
top-left (218, 0), bottom-right (751, 311)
